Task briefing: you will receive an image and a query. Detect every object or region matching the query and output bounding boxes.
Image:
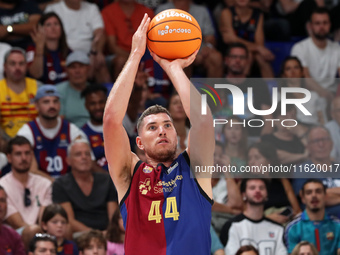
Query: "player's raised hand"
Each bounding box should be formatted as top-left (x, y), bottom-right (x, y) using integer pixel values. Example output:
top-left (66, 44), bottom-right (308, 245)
top-left (151, 50), bottom-right (198, 72)
top-left (131, 13), bottom-right (150, 57)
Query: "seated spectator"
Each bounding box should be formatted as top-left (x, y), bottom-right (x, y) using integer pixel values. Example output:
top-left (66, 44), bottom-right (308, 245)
top-left (222, 43), bottom-right (272, 137)
top-left (0, 48), bottom-right (38, 138)
top-left (291, 8), bottom-right (340, 100)
top-left (45, 0), bottom-right (111, 84)
top-left (81, 85), bottom-right (109, 172)
top-left (290, 241), bottom-right (319, 255)
top-left (17, 85), bottom-right (97, 180)
top-left (219, 0), bottom-right (274, 78)
top-left (156, 0), bottom-right (223, 78)
top-left (77, 230), bottom-right (106, 255)
top-left (56, 51), bottom-right (91, 128)
top-left (27, 12), bottom-right (70, 85)
top-left (292, 126), bottom-right (340, 217)
top-left (28, 233), bottom-right (57, 255)
top-left (0, 0), bottom-right (41, 49)
top-left (0, 42), bottom-right (11, 80)
top-left (219, 178), bottom-right (288, 255)
top-left (86, 0), bottom-right (114, 11)
top-left (211, 141), bottom-right (243, 232)
top-left (280, 56), bottom-right (327, 126)
top-left (0, 185), bottom-right (26, 255)
top-left (285, 179), bottom-right (340, 255)
top-left (52, 139), bottom-right (118, 233)
top-left (325, 97), bottom-right (340, 163)
top-left (41, 204), bottom-right (78, 255)
top-left (221, 116), bottom-right (247, 170)
top-left (167, 93), bottom-right (189, 155)
top-left (235, 245), bottom-right (259, 255)
top-left (106, 209), bottom-right (124, 255)
top-left (261, 104), bottom-right (308, 165)
top-left (247, 142), bottom-right (301, 224)
top-left (101, 0), bottom-right (154, 80)
top-left (0, 136), bottom-right (52, 250)
top-left (210, 225), bottom-right (225, 255)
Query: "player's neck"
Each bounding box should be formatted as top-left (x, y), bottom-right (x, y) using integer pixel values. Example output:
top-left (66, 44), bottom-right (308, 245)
top-left (244, 204), bottom-right (264, 221)
top-left (38, 116), bottom-right (58, 129)
top-left (147, 157), bottom-right (173, 169)
top-left (307, 208), bottom-right (325, 221)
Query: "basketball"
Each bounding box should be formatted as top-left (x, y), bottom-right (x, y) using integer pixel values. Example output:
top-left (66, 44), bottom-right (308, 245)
top-left (147, 9), bottom-right (202, 60)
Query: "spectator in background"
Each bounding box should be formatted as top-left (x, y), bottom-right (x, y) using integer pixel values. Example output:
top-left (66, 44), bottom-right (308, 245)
top-left (0, 42), bottom-right (11, 79)
top-left (77, 230), bottom-right (106, 255)
top-left (41, 204), bottom-right (78, 255)
top-left (86, 0), bottom-right (114, 10)
top-left (167, 92), bottom-right (189, 155)
top-left (0, 0), bottom-right (41, 49)
top-left (280, 56), bottom-right (327, 126)
top-left (52, 139), bottom-right (118, 233)
top-left (56, 51), bottom-right (91, 128)
top-left (45, 0), bottom-right (111, 84)
top-left (290, 241), bottom-right (319, 255)
top-left (34, 0), bottom-right (60, 11)
top-left (27, 12), bottom-right (70, 85)
top-left (106, 209), bottom-right (124, 255)
top-left (210, 225), bottom-right (225, 255)
top-left (261, 104), bottom-right (308, 165)
top-left (247, 142), bottom-right (301, 224)
top-left (285, 179), bottom-right (340, 255)
top-left (81, 84), bottom-right (109, 171)
top-left (219, 0), bottom-right (274, 78)
top-left (325, 97), bottom-right (340, 163)
top-left (292, 126), bottom-right (340, 218)
top-left (17, 85), bottom-right (94, 180)
top-left (0, 185), bottom-right (26, 255)
top-left (221, 116), bottom-right (247, 171)
top-left (28, 233), bottom-right (57, 255)
top-left (101, 0), bottom-right (154, 80)
top-left (222, 43), bottom-right (272, 137)
top-left (211, 141), bottom-right (243, 232)
top-left (0, 48), bottom-right (38, 138)
top-left (219, 178), bottom-right (288, 255)
top-left (291, 8), bottom-right (340, 100)
top-left (156, 0), bottom-right (224, 78)
top-left (0, 136), bottom-right (52, 250)
top-left (235, 245), bottom-right (259, 255)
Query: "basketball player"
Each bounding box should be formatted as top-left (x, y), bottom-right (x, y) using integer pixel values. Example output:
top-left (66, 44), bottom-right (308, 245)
top-left (103, 14), bottom-right (214, 255)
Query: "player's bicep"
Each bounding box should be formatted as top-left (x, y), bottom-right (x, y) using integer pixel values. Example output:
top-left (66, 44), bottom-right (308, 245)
top-left (103, 124), bottom-right (134, 191)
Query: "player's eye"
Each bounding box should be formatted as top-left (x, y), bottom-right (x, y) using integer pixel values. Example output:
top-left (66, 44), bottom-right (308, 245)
top-left (165, 123), bottom-right (171, 128)
top-left (149, 125), bottom-right (156, 130)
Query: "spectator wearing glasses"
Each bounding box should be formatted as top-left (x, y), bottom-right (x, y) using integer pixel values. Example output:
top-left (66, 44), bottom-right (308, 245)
top-left (292, 126), bottom-right (340, 218)
top-left (0, 136), bottom-right (52, 249)
top-left (0, 185), bottom-right (26, 255)
top-left (28, 233), bottom-right (57, 255)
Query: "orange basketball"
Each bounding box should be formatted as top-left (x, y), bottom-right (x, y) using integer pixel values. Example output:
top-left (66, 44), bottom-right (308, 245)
top-left (147, 9), bottom-right (202, 60)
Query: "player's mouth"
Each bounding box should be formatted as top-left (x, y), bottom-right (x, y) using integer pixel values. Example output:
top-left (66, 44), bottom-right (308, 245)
top-left (158, 138), bottom-right (169, 144)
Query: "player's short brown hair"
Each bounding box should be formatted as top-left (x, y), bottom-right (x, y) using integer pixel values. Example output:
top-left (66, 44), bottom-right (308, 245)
top-left (76, 230), bottom-right (107, 251)
top-left (136, 105), bottom-right (173, 134)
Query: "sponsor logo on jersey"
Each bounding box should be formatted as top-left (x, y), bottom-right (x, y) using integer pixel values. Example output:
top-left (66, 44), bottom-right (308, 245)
top-left (139, 178), bottom-right (152, 195)
top-left (143, 166), bottom-right (153, 174)
top-left (167, 162), bottom-right (178, 174)
top-left (327, 232), bottom-right (334, 240)
top-left (58, 133), bottom-right (69, 147)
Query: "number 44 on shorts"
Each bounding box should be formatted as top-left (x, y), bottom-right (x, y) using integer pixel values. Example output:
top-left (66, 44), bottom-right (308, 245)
top-left (148, 197), bottom-right (180, 223)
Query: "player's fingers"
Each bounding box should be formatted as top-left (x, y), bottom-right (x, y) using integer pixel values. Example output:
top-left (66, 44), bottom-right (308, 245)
top-left (137, 13), bottom-right (148, 31)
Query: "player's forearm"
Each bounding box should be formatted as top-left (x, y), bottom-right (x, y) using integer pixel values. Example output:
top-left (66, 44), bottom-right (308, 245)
top-left (103, 52), bottom-right (142, 125)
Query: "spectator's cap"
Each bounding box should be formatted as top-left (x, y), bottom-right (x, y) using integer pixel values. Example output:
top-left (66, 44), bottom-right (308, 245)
top-left (35, 85), bottom-right (60, 101)
top-left (4, 47), bottom-right (26, 63)
top-left (66, 51), bottom-right (90, 66)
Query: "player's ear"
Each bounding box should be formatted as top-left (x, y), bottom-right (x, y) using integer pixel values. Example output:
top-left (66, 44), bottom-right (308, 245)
top-left (136, 136), bottom-right (144, 150)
